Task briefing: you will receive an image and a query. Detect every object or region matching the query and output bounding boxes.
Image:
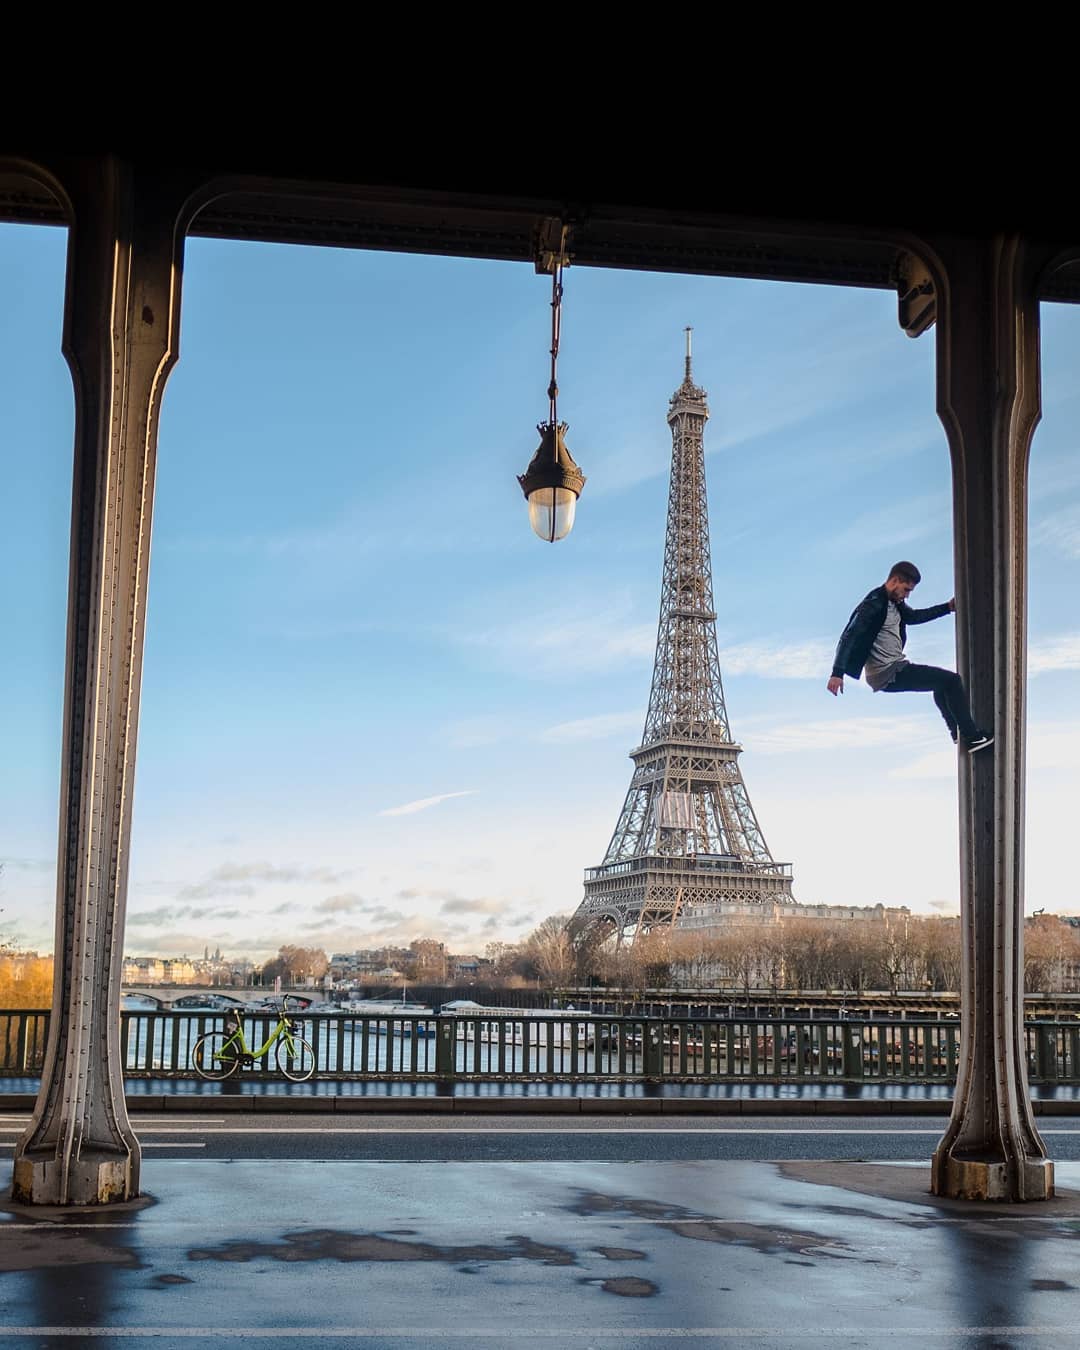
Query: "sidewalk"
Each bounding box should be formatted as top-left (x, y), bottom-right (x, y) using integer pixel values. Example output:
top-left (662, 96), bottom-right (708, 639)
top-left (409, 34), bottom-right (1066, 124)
top-left (4, 1077), bottom-right (1080, 1113)
top-left (4, 1156), bottom-right (1080, 1347)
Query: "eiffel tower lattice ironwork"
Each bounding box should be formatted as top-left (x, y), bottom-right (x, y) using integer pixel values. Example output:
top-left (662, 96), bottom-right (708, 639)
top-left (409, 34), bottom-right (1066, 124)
top-left (572, 332), bottom-right (794, 940)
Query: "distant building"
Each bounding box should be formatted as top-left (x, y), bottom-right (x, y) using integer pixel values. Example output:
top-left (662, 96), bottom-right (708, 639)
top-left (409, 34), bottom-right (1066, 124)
top-left (452, 956), bottom-right (490, 980)
top-left (677, 900), bottom-right (911, 932)
top-left (329, 947), bottom-right (414, 981)
top-left (122, 957), bottom-right (165, 983)
top-left (161, 958), bottom-right (196, 984)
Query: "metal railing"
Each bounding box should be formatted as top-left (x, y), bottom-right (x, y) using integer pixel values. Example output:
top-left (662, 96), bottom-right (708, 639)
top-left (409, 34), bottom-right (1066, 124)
top-left (2, 1008), bottom-right (1080, 1084)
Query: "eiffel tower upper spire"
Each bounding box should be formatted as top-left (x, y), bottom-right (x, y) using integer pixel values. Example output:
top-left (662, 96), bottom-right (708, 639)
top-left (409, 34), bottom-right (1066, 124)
top-left (571, 336), bottom-right (794, 940)
top-left (675, 324), bottom-right (706, 406)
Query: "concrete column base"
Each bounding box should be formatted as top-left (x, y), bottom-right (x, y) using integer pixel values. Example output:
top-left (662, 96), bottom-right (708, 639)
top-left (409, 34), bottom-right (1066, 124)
top-left (931, 1153), bottom-right (1054, 1202)
top-left (12, 1152), bottom-right (137, 1207)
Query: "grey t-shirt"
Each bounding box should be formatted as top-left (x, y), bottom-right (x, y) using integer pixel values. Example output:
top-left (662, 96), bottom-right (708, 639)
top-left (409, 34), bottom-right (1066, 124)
top-left (863, 600), bottom-right (908, 691)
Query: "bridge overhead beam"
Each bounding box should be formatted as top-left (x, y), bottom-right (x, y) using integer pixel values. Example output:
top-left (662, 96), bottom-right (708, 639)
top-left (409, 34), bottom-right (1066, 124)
top-left (11, 157), bottom-right (190, 1205)
top-left (930, 235), bottom-right (1061, 1201)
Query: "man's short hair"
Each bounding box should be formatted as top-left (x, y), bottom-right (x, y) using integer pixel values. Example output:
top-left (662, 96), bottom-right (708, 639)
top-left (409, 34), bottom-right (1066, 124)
top-left (888, 561), bottom-right (922, 585)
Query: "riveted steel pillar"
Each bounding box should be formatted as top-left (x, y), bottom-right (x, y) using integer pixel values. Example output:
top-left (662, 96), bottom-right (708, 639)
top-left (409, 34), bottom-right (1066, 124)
top-left (12, 157), bottom-right (186, 1205)
top-left (930, 235), bottom-right (1054, 1201)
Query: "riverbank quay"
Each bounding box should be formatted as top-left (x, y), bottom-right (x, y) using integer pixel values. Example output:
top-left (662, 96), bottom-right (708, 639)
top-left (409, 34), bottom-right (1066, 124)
top-left (5, 1157), bottom-right (1080, 1348)
top-left (5, 1076), bottom-right (1080, 1114)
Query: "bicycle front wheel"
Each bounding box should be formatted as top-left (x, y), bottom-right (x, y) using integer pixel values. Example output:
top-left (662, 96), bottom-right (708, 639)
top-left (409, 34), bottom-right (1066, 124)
top-left (276, 1035), bottom-right (316, 1082)
top-left (192, 1032), bottom-right (240, 1081)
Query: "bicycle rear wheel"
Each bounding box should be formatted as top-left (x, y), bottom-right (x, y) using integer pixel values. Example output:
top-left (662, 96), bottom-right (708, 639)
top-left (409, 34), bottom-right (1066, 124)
top-left (192, 1032), bottom-right (240, 1081)
top-left (276, 1035), bottom-right (315, 1082)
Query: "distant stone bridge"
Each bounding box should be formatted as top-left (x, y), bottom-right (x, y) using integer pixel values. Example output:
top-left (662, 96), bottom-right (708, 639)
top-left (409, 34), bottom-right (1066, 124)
top-left (121, 985), bottom-right (271, 1009)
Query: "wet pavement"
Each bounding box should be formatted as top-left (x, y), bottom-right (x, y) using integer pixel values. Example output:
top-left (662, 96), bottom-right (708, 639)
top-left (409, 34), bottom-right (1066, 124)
top-left (4, 1158), bottom-right (1080, 1347)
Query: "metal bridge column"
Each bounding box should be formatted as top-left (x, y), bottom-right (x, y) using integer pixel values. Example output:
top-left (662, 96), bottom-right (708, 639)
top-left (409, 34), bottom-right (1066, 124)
top-left (12, 156), bottom-right (189, 1205)
top-left (929, 234), bottom-right (1057, 1201)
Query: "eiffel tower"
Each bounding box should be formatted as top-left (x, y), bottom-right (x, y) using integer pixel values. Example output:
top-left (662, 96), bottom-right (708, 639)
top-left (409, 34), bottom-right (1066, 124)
top-left (572, 331), bottom-right (794, 941)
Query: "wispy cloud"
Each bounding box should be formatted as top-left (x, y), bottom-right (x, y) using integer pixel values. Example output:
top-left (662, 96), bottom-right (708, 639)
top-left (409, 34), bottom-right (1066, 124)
top-left (891, 719), bottom-right (1080, 780)
top-left (459, 610), bottom-right (655, 677)
top-left (127, 904), bottom-right (248, 927)
top-left (292, 915), bottom-right (450, 947)
top-left (724, 631), bottom-right (1080, 683)
top-left (1030, 453), bottom-right (1080, 504)
top-left (441, 716), bottom-right (516, 749)
top-left (176, 881), bottom-right (257, 901)
top-left (587, 319), bottom-right (908, 497)
top-left (752, 717), bottom-right (929, 756)
top-left (377, 790), bottom-right (477, 818)
top-left (161, 500), bottom-right (501, 564)
top-left (1032, 503), bottom-right (1080, 559)
top-left (823, 493), bottom-right (951, 555)
top-left (439, 896), bottom-right (507, 916)
top-left (538, 711), bottom-right (643, 744)
top-left (888, 747), bottom-right (954, 781)
top-left (176, 860), bottom-right (349, 900)
top-left (1029, 634), bottom-right (1080, 675)
top-left (718, 639), bottom-right (833, 680)
top-left (313, 893), bottom-right (371, 915)
top-left (0, 857), bottom-right (54, 873)
top-left (206, 862), bottom-right (349, 885)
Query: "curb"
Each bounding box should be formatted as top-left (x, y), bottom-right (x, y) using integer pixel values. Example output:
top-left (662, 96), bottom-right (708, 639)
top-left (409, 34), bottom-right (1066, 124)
top-left (2, 1091), bottom-right (1078, 1116)
top-left (3, 1093), bottom-right (1077, 1116)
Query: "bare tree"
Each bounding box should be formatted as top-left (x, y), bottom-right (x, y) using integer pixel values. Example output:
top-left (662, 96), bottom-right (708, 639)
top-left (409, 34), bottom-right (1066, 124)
top-left (781, 920), bottom-right (839, 990)
top-left (0, 861), bottom-right (11, 956)
top-left (1024, 916), bottom-right (1078, 993)
top-left (261, 945), bottom-right (329, 986)
top-left (919, 917), bottom-right (962, 992)
top-left (406, 939), bottom-right (449, 983)
top-left (669, 931), bottom-right (724, 988)
top-left (522, 915), bottom-right (576, 988)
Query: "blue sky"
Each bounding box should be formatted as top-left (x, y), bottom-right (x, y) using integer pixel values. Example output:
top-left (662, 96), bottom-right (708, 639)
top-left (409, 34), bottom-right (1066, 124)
top-left (2, 223), bottom-right (1079, 960)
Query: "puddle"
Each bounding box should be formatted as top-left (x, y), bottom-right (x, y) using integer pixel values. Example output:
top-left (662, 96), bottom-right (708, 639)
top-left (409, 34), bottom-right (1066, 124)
top-left (188, 1229), bottom-right (576, 1267)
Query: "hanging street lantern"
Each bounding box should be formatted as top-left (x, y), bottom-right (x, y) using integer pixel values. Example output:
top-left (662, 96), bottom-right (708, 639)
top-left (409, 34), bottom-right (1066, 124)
top-left (518, 221), bottom-right (586, 542)
top-left (519, 420), bottom-right (586, 543)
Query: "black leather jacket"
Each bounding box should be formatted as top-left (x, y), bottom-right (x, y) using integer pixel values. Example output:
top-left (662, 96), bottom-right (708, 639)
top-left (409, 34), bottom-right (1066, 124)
top-left (831, 585), bottom-right (952, 680)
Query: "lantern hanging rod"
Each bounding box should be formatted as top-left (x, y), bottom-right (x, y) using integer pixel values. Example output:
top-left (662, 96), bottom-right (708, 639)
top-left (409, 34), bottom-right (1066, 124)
top-left (547, 258), bottom-right (562, 427)
top-left (534, 217), bottom-right (572, 276)
top-left (534, 219), bottom-right (573, 430)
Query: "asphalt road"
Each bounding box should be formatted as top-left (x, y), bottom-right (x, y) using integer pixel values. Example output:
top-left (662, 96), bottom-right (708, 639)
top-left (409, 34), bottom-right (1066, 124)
top-left (6, 1112), bottom-right (1080, 1162)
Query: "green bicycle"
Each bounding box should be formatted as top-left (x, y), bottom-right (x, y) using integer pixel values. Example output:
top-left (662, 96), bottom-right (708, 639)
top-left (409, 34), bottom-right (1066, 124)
top-left (191, 996), bottom-right (316, 1082)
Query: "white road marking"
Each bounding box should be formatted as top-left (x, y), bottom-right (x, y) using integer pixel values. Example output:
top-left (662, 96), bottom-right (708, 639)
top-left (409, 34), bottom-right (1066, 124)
top-left (2, 1125), bottom-right (1080, 1135)
top-left (9, 1125), bottom-right (1080, 1134)
top-left (0, 1119), bottom-right (226, 1127)
top-left (0, 1141), bottom-right (207, 1150)
top-left (0, 1326), bottom-right (1074, 1339)
top-left (2, 1123), bottom-right (1080, 1134)
top-left (129, 1119), bottom-right (227, 1125)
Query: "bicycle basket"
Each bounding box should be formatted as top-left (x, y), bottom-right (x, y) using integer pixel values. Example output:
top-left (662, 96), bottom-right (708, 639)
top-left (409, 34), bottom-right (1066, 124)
top-left (288, 1020), bottom-right (303, 1034)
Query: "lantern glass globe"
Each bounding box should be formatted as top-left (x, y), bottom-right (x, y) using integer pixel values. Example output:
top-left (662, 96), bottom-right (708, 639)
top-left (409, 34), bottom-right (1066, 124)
top-left (527, 486), bottom-right (577, 542)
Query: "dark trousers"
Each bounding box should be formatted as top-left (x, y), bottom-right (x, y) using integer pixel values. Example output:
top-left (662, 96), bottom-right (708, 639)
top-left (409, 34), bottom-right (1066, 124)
top-left (882, 663), bottom-right (982, 742)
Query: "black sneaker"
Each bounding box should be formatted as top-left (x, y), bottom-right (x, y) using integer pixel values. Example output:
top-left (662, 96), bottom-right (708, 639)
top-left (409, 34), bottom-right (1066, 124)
top-left (967, 733), bottom-right (994, 754)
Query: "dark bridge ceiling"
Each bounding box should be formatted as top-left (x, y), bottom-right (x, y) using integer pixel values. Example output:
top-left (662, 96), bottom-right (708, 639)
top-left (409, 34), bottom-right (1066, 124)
top-left (1, 158), bottom-right (1078, 301)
